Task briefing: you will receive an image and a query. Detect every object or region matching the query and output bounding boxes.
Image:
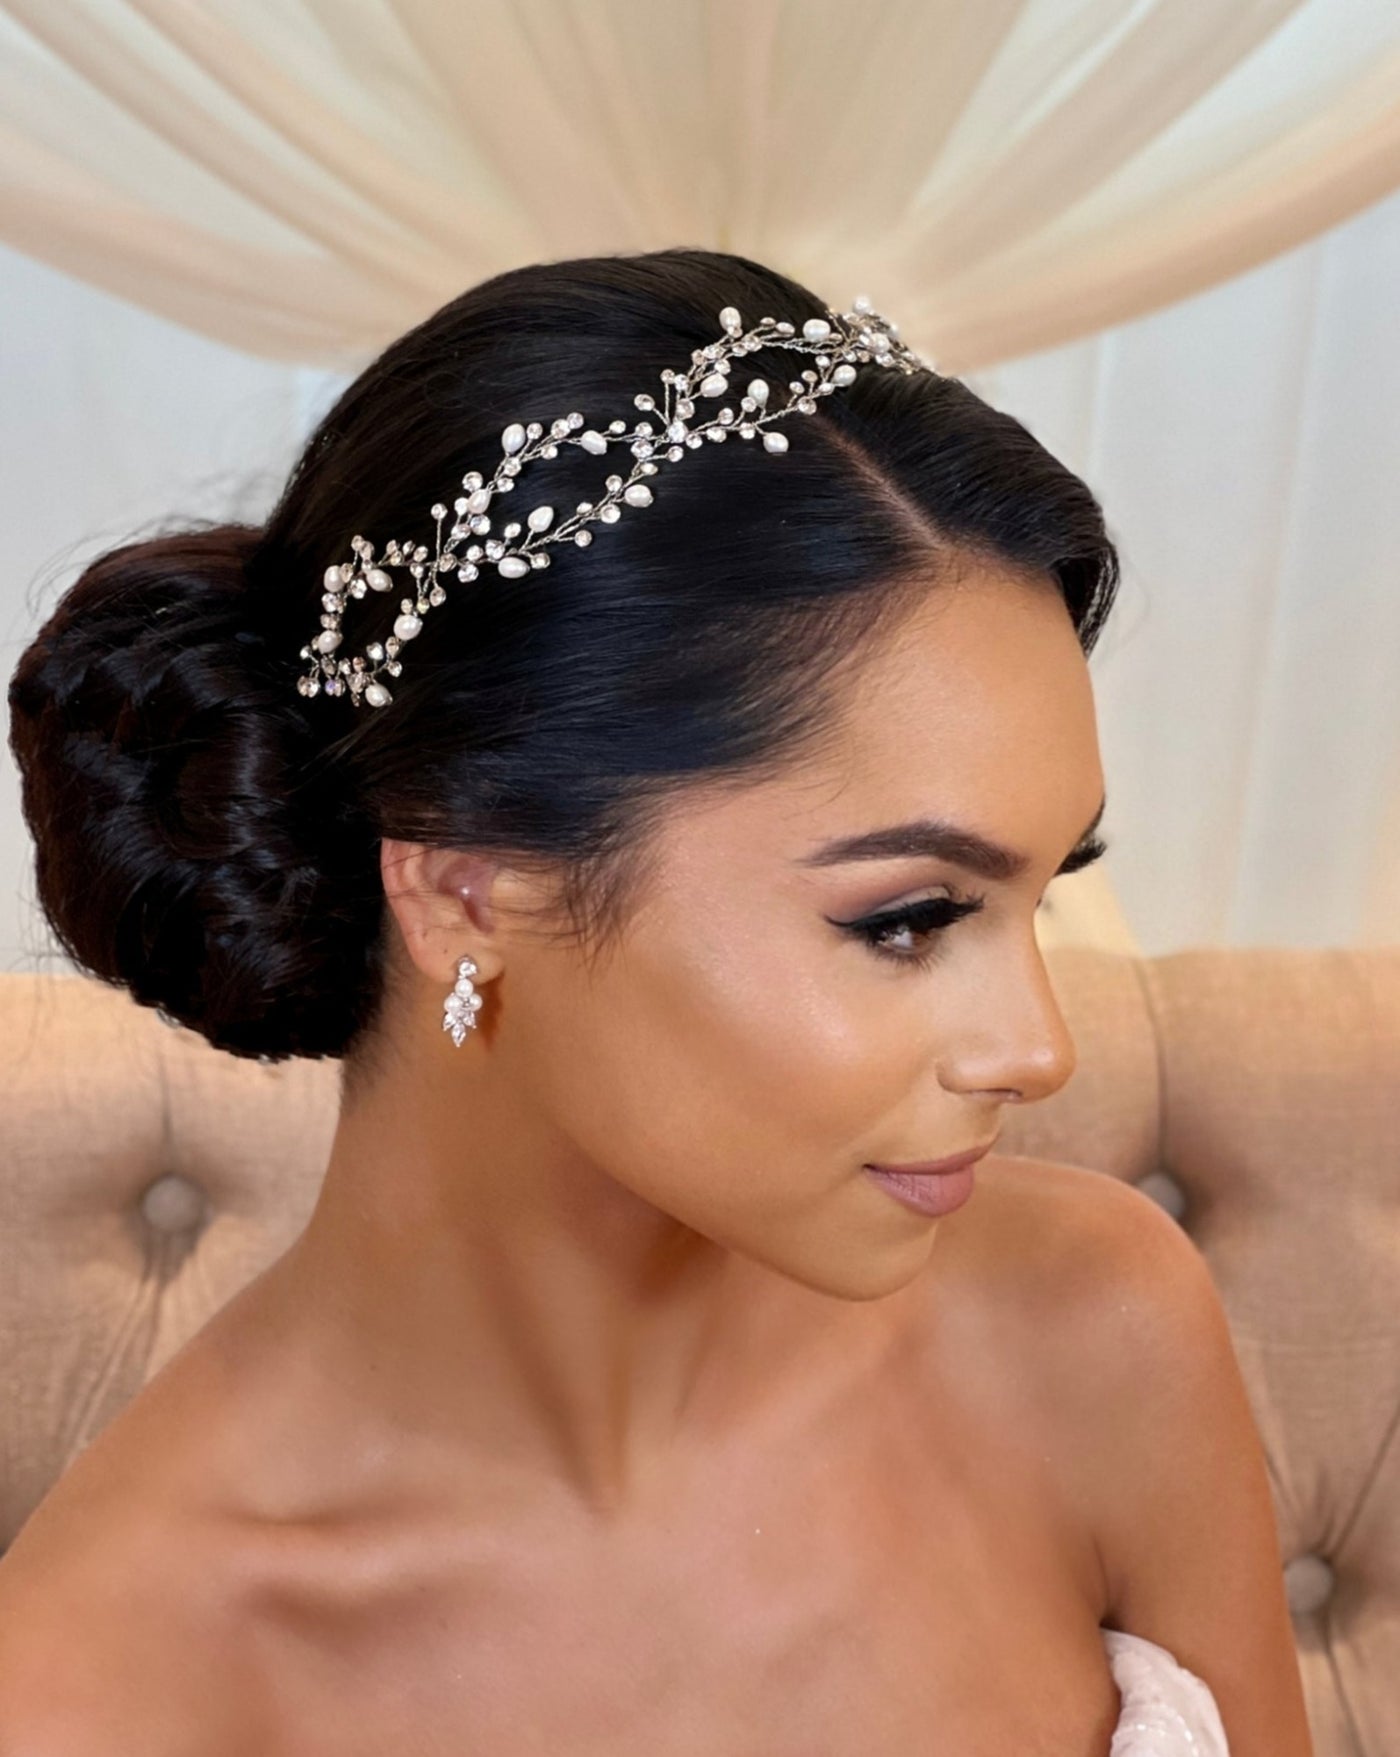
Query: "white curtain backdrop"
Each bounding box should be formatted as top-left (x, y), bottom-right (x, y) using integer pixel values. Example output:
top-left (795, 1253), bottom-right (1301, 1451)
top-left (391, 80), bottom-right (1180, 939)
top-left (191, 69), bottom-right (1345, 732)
top-left (2, 0), bottom-right (1398, 971)
top-left (2, 0), bottom-right (1399, 371)
top-left (981, 183), bottom-right (1400, 954)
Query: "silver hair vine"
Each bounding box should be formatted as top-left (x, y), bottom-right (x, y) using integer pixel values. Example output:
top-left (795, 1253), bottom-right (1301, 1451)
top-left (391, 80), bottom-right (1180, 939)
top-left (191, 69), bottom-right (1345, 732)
top-left (296, 295), bottom-right (936, 709)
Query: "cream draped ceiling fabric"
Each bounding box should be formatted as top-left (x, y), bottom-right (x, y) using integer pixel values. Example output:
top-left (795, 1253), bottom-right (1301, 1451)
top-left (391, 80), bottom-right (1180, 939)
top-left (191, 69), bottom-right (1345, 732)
top-left (1, 0), bottom-right (1399, 372)
top-left (2, 0), bottom-right (1399, 965)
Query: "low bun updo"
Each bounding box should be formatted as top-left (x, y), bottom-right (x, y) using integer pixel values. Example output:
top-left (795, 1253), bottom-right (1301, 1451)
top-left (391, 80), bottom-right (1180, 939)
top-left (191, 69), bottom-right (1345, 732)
top-left (7, 246), bottom-right (1120, 1067)
top-left (8, 523), bottom-right (385, 1059)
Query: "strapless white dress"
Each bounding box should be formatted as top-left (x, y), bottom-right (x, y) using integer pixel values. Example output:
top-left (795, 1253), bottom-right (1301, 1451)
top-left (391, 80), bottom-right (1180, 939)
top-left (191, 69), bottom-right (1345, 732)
top-left (1102, 1627), bottom-right (1230, 1753)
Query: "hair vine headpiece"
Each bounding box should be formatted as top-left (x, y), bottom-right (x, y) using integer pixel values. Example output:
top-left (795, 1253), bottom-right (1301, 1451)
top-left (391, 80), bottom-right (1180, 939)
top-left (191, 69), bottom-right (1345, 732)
top-left (296, 294), bottom-right (935, 709)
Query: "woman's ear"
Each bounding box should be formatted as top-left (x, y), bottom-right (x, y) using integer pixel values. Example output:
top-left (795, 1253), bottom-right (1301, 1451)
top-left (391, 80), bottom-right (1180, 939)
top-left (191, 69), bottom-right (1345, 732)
top-left (378, 838), bottom-right (514, 987)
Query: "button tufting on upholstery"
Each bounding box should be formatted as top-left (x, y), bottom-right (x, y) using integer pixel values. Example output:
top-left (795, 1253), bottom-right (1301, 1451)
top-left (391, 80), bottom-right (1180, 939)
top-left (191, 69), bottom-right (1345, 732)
top-left (1134, 1170), bottom-right (1187, 1222)
top-left (140, 1172), bottom-right (207, 1233)
top-left (1284, 1554), bottom-right (1335, 1616)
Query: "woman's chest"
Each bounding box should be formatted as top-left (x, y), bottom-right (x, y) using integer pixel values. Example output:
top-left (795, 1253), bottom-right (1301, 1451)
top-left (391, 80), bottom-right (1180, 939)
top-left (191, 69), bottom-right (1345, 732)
top-left (244, 1404), bottom-right (1119, 1756)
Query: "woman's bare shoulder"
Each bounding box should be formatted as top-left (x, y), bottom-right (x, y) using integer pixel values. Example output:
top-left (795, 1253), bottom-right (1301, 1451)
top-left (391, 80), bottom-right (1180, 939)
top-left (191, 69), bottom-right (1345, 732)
top-left (0, 1502), bottom-right (265, 1754)
top-left (960, 1154), bottom-right (1312, 1752)
top-left (0, 1325), bottom-right (281, 1752)
top-left (930, 1153), bottom-right (1214, 1571)
top-left (944, 1150), bottom-right (1194, 1318)
top-left (945, 1149), bottom-right (1222, 1418)
top-left (927, 1145), bottom-right (1187, 1321)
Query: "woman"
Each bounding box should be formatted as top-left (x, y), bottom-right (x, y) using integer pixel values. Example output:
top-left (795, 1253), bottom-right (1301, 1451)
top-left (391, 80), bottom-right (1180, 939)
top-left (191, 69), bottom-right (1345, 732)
top-left (1, 248), bottom-right (1311, 1753)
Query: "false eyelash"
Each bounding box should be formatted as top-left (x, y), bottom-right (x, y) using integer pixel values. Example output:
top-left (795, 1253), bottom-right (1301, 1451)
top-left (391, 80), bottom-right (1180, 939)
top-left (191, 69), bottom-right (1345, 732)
top-left (845, 891), bottom-right (987, 970)
top-left (1059, 832), bottom-right (1108, 877)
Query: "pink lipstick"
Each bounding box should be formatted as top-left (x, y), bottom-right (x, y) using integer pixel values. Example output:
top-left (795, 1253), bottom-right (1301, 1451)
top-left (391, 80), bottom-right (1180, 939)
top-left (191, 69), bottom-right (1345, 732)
top-left (862, 1140), bottom-right (995, 1218)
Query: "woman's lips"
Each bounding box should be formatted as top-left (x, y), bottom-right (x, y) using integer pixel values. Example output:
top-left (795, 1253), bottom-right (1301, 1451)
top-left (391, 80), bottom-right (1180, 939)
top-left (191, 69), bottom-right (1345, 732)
top-left (863, 1162), bottom-right (976, 1217)
top-left (861, 1139), bottom-right (996, 1219)
top-left (864, 1139), bottom-right (997, 1177)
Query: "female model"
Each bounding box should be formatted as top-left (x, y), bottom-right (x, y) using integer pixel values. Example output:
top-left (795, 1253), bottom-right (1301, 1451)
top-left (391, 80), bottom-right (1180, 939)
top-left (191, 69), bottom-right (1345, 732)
top-left (1, 247), bottom-right (1311, 1753)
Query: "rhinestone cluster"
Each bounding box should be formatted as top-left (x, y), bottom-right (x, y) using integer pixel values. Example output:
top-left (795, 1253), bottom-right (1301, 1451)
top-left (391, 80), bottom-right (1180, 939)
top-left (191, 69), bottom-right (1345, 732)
top-left (442, 954), bottom-right (483, 1046)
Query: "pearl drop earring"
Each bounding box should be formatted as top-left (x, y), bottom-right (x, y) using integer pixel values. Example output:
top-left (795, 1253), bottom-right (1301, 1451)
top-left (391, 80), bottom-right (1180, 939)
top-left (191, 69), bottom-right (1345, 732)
top-left (442, 955), bottom-right (484, 1046)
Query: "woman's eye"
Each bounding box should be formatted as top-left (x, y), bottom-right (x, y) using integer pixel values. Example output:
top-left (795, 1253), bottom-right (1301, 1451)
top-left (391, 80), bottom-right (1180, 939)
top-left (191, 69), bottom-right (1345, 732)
top-left (841, 891), bottom-right (986, 970)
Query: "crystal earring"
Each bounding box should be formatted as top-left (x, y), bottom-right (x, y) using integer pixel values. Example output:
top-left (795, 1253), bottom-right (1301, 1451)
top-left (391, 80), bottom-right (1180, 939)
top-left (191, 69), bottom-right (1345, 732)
top-left (442, 954), bottom-right (484, 1046)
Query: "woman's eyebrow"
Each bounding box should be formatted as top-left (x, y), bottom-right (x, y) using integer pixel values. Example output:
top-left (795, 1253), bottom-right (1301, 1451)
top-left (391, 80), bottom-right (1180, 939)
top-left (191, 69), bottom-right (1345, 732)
top-left (795, 794), bottom-right (1108, 883)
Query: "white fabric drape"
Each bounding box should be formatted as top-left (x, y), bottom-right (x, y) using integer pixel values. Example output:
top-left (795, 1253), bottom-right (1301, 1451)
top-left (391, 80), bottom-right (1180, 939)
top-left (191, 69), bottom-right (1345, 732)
top-left (2, 1), bottom-right (1398, 967)
top-left (976, 180), bottom-right (1400, 954)
top-left (1, 0), bottom-right (1399, 371)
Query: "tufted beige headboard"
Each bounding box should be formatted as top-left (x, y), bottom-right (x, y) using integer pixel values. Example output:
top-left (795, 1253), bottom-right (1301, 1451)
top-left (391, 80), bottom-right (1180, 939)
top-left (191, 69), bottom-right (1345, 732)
top-left (1, 947), bottom-right (1397, 1754)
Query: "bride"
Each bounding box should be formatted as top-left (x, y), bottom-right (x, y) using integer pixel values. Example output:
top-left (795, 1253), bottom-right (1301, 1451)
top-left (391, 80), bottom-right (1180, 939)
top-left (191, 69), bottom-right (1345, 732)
top-left (1, 247), bottom-right (1312, 1754)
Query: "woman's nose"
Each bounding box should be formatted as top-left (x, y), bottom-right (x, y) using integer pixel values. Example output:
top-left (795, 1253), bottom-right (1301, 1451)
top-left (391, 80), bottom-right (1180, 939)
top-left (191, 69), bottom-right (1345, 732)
top-left (943, 943), bottom-right (1078, 1106)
